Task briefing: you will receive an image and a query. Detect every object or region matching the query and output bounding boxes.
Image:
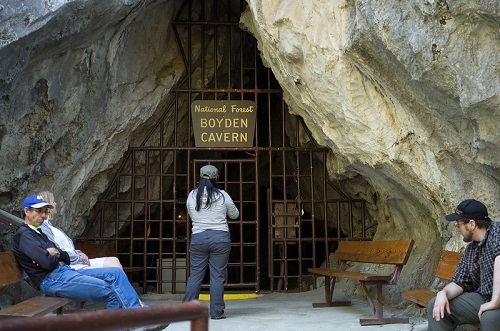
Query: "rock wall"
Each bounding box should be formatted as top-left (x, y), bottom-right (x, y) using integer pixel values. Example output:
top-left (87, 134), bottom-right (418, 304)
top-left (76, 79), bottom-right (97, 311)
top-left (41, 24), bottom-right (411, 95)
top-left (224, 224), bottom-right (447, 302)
top-left (0, 0), bottom-right (499, 306)
top-left (0, 0), bottom-right (185, 234)
top-left (241, 0), bottom-right (499, 294)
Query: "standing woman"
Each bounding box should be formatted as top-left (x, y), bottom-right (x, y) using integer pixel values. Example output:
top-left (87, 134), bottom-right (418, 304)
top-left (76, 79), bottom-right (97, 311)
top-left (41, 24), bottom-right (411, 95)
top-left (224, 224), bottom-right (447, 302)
top-left (183, 165), bottom-right (239, 320)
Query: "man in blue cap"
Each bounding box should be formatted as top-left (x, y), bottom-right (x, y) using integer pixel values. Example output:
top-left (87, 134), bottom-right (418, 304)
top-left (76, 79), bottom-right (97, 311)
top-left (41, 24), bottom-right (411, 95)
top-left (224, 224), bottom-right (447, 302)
top-left (13, 194), bottom-right (171, 330)
top-left (13, 194), bottom-right (145, 309)
top-left (428, 199), bottom-right (500, 330)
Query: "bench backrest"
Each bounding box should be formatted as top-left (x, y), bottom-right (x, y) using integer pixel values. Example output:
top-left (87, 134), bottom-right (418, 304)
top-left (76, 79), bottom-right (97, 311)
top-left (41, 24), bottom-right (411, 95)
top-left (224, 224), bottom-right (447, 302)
top-left (435, 250), bottom-right (462, 280)
top-left (0, 251), bottom-right (24, 287)
top-left (334, 239), bottom-right (414, 265)
top-left (74, 242), bottom-right (118, 259)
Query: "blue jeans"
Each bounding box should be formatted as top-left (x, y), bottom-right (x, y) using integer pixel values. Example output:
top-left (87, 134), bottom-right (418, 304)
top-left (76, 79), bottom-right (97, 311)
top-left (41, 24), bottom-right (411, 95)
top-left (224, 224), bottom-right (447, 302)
top-left (183, 230), bottom-right (231, 318)
top-left (40, 265), bottom-right (141, 309)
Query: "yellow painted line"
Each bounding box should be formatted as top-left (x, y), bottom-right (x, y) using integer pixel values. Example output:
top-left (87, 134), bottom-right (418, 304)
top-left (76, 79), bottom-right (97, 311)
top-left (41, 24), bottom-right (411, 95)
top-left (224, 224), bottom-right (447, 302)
top-left (198, 293), bottom-right (258, 301)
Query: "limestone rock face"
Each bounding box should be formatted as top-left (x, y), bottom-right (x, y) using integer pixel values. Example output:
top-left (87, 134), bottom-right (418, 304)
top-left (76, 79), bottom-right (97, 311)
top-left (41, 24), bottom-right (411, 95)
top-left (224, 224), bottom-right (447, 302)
top-left (240, 0), bottom-right (499, 297)
top-left (0, 0), bottom-right (184, 234)
top-left (0, 0), bottom-right (69, 47)
top-left (0, 0), bottom-right (499, 304)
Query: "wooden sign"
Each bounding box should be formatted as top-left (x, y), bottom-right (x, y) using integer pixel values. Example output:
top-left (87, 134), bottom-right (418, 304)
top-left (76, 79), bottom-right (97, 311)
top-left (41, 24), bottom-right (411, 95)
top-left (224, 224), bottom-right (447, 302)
top-left (191, 100), bottom-right (257, 147)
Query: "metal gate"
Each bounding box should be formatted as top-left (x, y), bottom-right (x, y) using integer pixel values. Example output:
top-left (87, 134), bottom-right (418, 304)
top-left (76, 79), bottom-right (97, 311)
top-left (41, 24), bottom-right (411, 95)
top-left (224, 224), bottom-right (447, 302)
top-left (267, 148), bottom-right (367, 292)
top-left (191, 159), bottom-right (259, 292)
top-left (78, 0), bottom-right (369, 295)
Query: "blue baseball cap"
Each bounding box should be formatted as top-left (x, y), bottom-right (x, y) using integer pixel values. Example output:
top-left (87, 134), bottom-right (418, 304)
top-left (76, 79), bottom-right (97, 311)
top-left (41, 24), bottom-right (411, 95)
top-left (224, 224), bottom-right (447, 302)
top-left (22, 195), bottom-right (53, 210)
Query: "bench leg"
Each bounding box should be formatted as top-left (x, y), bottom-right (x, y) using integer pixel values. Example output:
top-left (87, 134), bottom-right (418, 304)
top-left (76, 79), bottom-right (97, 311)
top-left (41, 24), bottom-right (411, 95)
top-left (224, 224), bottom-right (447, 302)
top-left (312, 276), bottom-right (351, 308)
top-left (359, 284), bottom-right (409, 326)
top-left (75, 301), bottom-right (84, 310)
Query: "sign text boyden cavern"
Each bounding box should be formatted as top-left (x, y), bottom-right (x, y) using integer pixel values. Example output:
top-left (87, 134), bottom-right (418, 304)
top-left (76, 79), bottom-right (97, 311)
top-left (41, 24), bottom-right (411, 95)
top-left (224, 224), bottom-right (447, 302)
top-left (191, 100), bottom-right (257, 147)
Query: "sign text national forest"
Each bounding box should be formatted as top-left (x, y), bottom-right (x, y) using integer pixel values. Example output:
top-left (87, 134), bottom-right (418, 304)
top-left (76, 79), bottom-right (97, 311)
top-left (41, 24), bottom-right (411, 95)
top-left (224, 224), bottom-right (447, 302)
top-left (191, 100), bottom-right (257, 147)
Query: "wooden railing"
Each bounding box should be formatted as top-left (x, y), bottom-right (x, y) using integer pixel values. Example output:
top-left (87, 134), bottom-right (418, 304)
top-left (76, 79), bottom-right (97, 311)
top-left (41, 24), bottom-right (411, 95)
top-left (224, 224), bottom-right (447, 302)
top-left (0, 300), bottom-right (208, 331)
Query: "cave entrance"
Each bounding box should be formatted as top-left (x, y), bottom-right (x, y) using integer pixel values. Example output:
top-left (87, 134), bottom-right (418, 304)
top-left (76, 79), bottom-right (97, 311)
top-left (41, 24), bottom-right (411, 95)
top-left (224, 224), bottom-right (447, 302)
top-left (78, 0), bottom-right (369, 295)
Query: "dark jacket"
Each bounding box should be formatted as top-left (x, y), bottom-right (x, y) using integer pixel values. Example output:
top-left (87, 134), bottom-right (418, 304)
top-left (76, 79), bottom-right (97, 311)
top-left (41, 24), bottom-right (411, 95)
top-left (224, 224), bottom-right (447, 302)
top-left (13, 224), bottom-right (70, 289)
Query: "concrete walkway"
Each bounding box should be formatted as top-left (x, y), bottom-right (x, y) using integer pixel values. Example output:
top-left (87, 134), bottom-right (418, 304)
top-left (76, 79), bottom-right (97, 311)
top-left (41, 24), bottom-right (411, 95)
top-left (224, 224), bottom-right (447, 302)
top-left (140, 289), bottom-right (428, 331)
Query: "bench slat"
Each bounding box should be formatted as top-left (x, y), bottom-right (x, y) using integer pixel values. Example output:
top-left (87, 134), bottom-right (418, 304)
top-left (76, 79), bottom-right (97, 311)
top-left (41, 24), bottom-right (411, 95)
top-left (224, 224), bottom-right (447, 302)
top-left (334, 239), bottom-right (414, 265)
top-left (400, 250), bottom-right (462, 308)
top-left (0, 252), bottom-right (23, 287)
top-left (74, 243), bottom-right (142, 274)
top-left (307, 268), bottom-right (393, 282)
top-left (74, 242), bottom-right (117, 258)
top-left (435, 250), bottom-right (462, 280)
top-left (0, 296), bottom-right (72, 318)
top-left (74, 242), bottom-right (143, 276)
top-left (124, 267), bottom-right (144, 273)
top-left (400, 288), bottom-right (436, 308)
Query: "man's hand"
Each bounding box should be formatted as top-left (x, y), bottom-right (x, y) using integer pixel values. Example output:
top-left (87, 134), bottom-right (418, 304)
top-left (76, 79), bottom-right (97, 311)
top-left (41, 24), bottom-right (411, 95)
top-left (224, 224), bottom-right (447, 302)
top-left (479, 301), bottom-right (499, 320)
top-left (46, 247), bottom-right (61, 258)
top-left (78, 251), bottom-right (90, 266)
top-left (482, 256), bottom-right (500, 320)
top-left (432, 290), bottom-right (451, 321)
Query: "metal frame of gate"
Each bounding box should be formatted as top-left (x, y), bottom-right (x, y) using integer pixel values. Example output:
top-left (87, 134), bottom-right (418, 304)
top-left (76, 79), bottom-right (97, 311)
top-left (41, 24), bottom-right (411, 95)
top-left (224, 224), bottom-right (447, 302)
top-left (191, 159), bottom-right (259, 291)
top-left (77, 0), bottom-right (369, 295)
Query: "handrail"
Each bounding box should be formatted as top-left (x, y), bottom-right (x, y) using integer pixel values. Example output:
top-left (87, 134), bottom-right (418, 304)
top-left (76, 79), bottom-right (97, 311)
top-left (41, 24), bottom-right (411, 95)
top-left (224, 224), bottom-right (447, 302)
top-left (0, 300), bottom-right (208, 331)
top-left (0, 208), bottom-right (23, 229)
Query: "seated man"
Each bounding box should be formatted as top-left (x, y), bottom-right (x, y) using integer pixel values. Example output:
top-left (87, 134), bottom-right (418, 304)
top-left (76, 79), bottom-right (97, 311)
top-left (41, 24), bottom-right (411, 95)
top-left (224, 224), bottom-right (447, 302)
top-left (428, 199), bottom-right (500, 330)
top-left (38, 190), bottom-right (122, 269)
top-left (13, 194), bottom-right (142, 310)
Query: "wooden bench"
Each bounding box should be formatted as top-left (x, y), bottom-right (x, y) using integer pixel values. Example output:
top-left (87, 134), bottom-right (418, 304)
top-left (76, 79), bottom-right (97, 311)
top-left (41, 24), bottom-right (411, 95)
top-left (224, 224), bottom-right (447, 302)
top-left (0, 251), bottom-right (72, 318)
top-left (400, 250), bottom-right (462, 307)
top-left (307, 239), bottom-right (414, 326)
top-left (74, 242), bottom-right (146, 293)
